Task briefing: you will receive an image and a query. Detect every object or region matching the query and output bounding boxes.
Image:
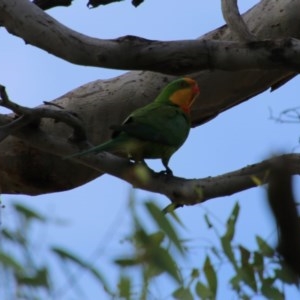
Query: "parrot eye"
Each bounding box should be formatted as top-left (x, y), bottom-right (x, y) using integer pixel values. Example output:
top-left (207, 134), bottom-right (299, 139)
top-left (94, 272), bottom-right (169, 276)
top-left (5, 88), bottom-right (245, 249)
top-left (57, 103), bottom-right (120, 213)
top-left (180, 81), bottom-right (188, 88)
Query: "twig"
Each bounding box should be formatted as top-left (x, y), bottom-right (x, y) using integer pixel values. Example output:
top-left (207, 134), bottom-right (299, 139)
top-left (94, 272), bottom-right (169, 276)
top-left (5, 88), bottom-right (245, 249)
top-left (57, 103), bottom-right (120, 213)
top-left (43, 101), bottom-right (65, 110)
top-left (269, 106), bottom-right (300, 124)
top-left (0, 85), bottom-right (87, 142)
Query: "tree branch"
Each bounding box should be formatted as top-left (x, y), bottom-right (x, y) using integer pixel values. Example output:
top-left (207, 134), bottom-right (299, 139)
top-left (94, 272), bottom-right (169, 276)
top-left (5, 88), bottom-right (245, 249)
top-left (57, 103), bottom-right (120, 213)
top-left (0, 85), bottom-right (87, 142)
top-left (1, 0), bottom-right (300, 75)
top-left (32, 0), bottom-right (73, 10)
top-left (87, 0), bottom-right (124, 9)
top-left (2, 111), bottom-right (300, 204)
top-left (221, 0), bottom-right (256, 41)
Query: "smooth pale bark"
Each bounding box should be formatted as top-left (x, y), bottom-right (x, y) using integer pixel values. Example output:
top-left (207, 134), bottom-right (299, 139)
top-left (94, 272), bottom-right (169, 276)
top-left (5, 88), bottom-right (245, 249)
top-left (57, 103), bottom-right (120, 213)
top-left (0, 0), bottom-right (299, 74)
top-left (0, 0), bottom-right (299, 197)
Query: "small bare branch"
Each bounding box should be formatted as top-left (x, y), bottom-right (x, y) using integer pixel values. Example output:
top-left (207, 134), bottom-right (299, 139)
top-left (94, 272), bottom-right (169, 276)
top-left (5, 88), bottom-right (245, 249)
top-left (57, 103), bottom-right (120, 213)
top-left (0, 85), bottom-right (33, 115)
top-left (43, 101), bottom-right (65, 110)
top-left (0, 85), bottom-right (87, 142)
top-left (270, 106), bottom-right (300, 124)
top-left (221, 0), bottom-right (256, 41)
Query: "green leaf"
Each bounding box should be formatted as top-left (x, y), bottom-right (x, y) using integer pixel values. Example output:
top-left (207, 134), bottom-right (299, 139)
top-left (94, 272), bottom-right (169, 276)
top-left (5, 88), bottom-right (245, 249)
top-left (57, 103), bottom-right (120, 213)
top-left (255, 236), bottom-right (274, 257)
top-left (149, 231), bottom-right (165, 245)
top-left (262, 277), bottom-right (276, 286)
top-left (13, 203), bottom-right (46, 222)
top-left (224, 202), bottom-right (240, 241)
top-left (114, 258), bottom-right (140, 266)
top-left (204, 214), bottom-right (213, 229)
top-left (52, 247), bottom-right (86, 265)
top-left (191, 268), bottom-right (200, 279)
top-left (167, 209), bottom-right (186, 229)
top-left (145, 201), bottom-right (184, 254)
top-left (221, 235), bottom-right (237, 269)
top-left (275, 266), bottom-right (299, 285)
top-left (238, 247), bottom-right (257, 292)
top-left (261, 284), bottom-right (284, 300)
top-left (203, 256), bottom-right (217, 297)
top-left (195, 281), bottom-right (212, 299)
top-left (230, 274), bottom-right (241, 292)
top-left (253, 251), bottom-right (264, 268)
top-left (239, 264), bottom-right (257, 292)
top-left (253, 251), bottom-right (264, 280)
top-left (239, 246), bottom-right (250, 267)
top-left (0, 251), bottom-right (23, 272)
top-left (162, 203), bottom-right (177, 214)
top-left (144, 260), bottom-right (164, 278)
top-left (1, 228), bottom-right (16, 242)
top-left (17, 267), bottom-right (49, 289)
top-left (173, 287), bottom-right (194, 300)
top-left (52, 247), bottom-right (110, 292)
top-left (1, 227), bottom-right (27, 246)
top-left (117, 226), bottom-right (181, 283)
top-left (149, 247), bottom-right (181, 283)
top-left (134, 228), bottom-right (159, 251)
top-left (118, 276), bottom-right (131, 300)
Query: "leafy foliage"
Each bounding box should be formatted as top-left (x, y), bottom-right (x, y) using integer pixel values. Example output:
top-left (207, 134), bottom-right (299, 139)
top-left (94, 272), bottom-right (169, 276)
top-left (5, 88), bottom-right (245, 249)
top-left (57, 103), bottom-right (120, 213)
top-left (0, 198), bottom-right (298, 299)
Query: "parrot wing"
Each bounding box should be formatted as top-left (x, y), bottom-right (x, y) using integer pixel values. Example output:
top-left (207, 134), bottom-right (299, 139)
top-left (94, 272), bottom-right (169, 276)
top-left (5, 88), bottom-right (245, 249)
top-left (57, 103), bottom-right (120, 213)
top-left (111, 104), bottom-right (190, 147)
top-left (111, 121), bottom-right (171, 145)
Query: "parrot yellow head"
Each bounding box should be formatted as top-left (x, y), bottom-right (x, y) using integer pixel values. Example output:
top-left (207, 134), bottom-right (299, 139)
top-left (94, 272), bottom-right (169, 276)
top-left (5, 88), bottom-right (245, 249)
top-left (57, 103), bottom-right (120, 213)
top-left (156, 77), bottom-right (200, 114)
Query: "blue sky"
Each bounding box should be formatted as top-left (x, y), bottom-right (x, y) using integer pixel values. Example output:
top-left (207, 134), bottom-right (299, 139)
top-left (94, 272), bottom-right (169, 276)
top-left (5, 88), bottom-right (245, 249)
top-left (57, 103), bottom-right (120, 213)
top-left (1, 0), bottom-right (299, 298)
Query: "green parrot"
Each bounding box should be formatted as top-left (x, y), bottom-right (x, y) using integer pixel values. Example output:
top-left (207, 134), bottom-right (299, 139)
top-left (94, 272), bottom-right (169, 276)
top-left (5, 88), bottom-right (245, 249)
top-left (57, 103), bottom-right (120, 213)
top-left (67, 77), bottom-right (200, 174)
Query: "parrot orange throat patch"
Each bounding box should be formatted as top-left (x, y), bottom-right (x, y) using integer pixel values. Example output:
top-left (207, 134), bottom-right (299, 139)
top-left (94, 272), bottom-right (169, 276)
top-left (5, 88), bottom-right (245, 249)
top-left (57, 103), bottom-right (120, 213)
top-left (169, 88), bottom-right (195, 113)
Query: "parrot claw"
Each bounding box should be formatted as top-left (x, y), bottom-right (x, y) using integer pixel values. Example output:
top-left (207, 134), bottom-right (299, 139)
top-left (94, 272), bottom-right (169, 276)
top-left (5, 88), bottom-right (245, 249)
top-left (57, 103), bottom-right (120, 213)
top-left (158, 168), bottom-right (173, 176)
top-left (165, 165), bottom-right (173, 176)
top-left (166, 169), bottom-right (173, 176)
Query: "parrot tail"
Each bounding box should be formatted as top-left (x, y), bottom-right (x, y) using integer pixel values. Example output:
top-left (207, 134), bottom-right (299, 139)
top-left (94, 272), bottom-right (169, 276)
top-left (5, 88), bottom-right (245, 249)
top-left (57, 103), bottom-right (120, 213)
top-left (64, 139), bottom-right (115, 160)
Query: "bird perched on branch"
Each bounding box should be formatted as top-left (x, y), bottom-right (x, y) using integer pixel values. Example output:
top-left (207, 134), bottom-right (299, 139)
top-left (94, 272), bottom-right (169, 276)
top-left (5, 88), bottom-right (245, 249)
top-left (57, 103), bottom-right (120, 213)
top-left (67, 77), bottom-right (199, 175)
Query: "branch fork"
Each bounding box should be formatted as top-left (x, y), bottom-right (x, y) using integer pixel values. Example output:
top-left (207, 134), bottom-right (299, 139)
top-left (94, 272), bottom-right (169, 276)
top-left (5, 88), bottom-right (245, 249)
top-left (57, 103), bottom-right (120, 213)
top-left (0, 85), bottom-right (87, 143)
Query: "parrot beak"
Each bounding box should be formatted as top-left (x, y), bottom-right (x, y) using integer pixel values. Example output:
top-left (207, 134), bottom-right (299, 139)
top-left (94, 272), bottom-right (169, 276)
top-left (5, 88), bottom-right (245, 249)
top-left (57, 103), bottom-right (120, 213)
top-left (189, 83), bottom-right (200, 107)
top-left (192, 84), bottom-right (200, 96)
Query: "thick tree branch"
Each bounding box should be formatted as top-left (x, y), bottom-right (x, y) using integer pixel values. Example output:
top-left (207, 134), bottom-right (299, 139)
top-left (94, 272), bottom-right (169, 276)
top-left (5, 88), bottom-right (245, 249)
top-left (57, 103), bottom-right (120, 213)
top-left (2, 110), bottom-right (300, 204)
top-left (69, 153), bottom-right (300, 206)
top-left (0, 0), bottom-right (300, 75)
top-left (221, 0), bottom-right (256, 41)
